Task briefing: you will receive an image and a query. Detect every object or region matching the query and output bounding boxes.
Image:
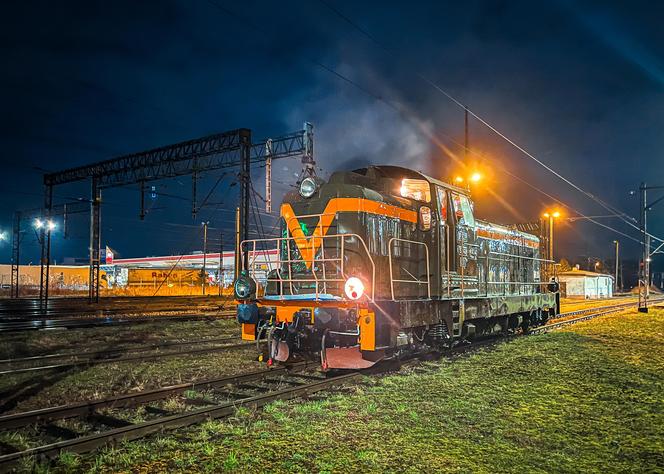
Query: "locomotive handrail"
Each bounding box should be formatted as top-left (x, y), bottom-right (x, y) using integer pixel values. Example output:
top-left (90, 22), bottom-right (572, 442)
top-left (487, 251), bottom-right (555, 263)
top-left (240, 233), bottom-right (375, 301)
top-left (388, 238), bottom-right (431, 301)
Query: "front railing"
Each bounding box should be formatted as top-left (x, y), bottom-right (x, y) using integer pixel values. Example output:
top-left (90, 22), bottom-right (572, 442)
top-left (241, 233), bottom-right (376, 301)
top-left (388, 238), bottom-right (431, 300)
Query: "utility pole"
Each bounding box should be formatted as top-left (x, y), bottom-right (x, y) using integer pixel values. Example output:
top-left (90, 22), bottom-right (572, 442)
top-left (613, 240), bottom-right (619, 293)
top-left (10, 212), bottom-right (21, 298)
top-left (639, 182), bottom-right (649, 312)
top-left (39, 184), bottom-right (53, 311)
top-left (637, 182), bottom-right (664, 312)
top-left (234, 206), bottom-right (241, 281)
top-left (548, 214), bottom-right (554, 263)
top-left (464, 106), bottom-right (469, 162)
top-left (218, 232), bottom-right (224, 296)
top-left (239, 129), bottom-right (251, 273)
top-left (201, 221), bottom-right (209, 295)
top-left (265, 139), bottom-right (273, 214)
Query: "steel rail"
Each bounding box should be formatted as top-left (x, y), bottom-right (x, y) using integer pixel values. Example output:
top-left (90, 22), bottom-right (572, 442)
top-left (0, 341), bottom-right (253, 376)
top-left (0, 371), bottom-right (357, 468)
top-left (0, 362), bottom-right (311, 431)
top-left (551, 297), bottom-right (664, 322)
top-left (0, 314), bottom-right (234, 333)
top-left (0, 306), bottom-right (233, 320)
top-left (0, 336), bottom-right (241, 365)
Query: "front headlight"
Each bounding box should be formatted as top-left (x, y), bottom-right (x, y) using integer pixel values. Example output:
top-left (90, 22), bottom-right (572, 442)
top-left (299, 177), bottom-right (317, 198)
top-left (234, 273), bottom-right (257, 300)
top-left (344, 276), bottom-right (365, 300)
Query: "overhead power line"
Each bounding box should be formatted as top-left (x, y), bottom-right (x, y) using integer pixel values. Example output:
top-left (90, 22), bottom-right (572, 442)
top-left (205, 0), bottom-right (655, 248)
top-left (317, 0), bottom-right (663, 245)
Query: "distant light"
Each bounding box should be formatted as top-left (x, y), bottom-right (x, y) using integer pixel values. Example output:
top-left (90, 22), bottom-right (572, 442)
top-left (646, 257), bottom-right (652, 262)
top-left (543, 212), bottom-right (550, 218)
top-left (0, 232), bottom-right (6, 241)
top-left (470, 172), bottom-right (481, 183)
top-left (47, 220), bottom-right (56, 231)
top-left (34, 219), bottom-right (44, 229)
top-left (454, 176), bottom-right (464, 184)
top-left (552, 211), bottom-right (561, 218)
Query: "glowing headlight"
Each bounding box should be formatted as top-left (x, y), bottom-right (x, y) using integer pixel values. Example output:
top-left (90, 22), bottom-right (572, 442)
top-left (299, 177), bottom-right (317, 198)
top-left (344, 276), bottom-right (365, 300)
top-left (234, 273), bottom-right (256, 300)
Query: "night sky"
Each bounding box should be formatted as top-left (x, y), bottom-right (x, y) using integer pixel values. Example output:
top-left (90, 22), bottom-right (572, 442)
top-left (0, 0), bottom-right (662, 276)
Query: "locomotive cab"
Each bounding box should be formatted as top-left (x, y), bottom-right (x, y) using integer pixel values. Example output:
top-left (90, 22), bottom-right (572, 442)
top-left (234, 165), bottom-right (558, 370)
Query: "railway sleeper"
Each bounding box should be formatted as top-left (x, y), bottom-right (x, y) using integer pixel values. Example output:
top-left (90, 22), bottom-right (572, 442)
top-left (183, 398), bottom-right (216, 407)
top-left (40, 423), bottom-right (80, 441)
top-left (86, 413), bottom-right (133, 429)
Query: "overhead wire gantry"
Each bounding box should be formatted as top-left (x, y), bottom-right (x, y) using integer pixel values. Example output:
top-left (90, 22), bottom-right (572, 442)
top-left (16, 123), bottom-right (313, 306)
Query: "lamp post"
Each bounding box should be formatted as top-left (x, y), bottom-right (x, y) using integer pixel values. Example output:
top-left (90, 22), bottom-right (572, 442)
top-left (633, 182), bottom-right (664, 313)
top-left (34, 218), bottom-right (56, 305)
top-left (201, 221), bottom-right (209, 295)
top-left (613, 240), bottom-right (619, 293)
top-left (542, 210), bottom-right (560, 262)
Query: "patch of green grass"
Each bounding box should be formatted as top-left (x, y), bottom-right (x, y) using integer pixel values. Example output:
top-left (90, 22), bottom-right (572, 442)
top-left (56, 451), bottom-right (81, 471)
top-left (1, 342), bottom-right (262, 413)
top-left (33, 308), bottom-right (664, 473)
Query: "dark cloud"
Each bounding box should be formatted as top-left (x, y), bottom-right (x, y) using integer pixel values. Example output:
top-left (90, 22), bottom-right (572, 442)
top-left (0, 0), bottom-right (661, 271)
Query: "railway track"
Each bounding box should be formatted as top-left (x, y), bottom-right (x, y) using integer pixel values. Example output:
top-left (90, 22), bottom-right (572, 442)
top-left (0, 299), bottom-right (656, 469)
top-left (0, 336), bottom-right (251, 376)
top-left (549, 297), bottom-right (664, 325)
top-left (0, 361), bottom-right (351, 469)
top-left (0, 312), bottom-right (235, 333)
top-left (0, 296), bottom-right (232, 320)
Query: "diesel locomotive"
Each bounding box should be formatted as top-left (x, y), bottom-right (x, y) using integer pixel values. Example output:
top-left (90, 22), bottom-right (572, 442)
top-left (234, 165), bottom-right (558, 369)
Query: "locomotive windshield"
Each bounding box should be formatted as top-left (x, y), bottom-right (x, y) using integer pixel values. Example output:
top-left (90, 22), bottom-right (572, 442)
top-left (400, 178), bottom-right (431, 202)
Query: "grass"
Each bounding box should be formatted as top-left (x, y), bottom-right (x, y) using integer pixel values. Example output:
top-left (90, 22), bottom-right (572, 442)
top-left (30, 307), bottom-right (662, 473)
top-left (0, 318), bottom-right (238, 360)
top-left (0, 318), bottom-right (264, 413)
top-left (0, 345), bottom-right (263, 413)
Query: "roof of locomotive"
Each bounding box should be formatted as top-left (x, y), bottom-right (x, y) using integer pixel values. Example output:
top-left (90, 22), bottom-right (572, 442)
top-left (331, 165), bottom-right (469, 195)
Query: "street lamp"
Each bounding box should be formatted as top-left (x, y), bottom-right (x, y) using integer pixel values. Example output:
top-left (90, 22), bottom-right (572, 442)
top-left (631, 182), bottom-right (664, 312)
top-left (0, 231), bottom-right (7, 242)
top-left (542, 210), bottom-right (562, 262)
top-left (34, 218), bottom-right (56, 303)
top-left (453, 172), bottom-right (482, 187)
top-left (201, 221), bottom-right (209, 295)
top-left (613, 240), bottom-right (620, 293)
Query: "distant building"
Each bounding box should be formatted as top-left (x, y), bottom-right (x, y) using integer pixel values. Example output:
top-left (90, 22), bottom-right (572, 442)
top-left (558, 268), bottom-right (614, 299)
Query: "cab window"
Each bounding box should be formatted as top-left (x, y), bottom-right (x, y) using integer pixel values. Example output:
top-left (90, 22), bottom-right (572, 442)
top-left (400, 179), bottom-right (431, 203)
top-left (451, 193), bottom-right (475, 227)
top-left (436, 186), bottom-right (447, 224)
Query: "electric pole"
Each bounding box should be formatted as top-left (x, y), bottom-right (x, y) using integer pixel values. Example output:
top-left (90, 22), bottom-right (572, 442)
top-left (637, 182), bottom-right (664, 313)
top-left (218, 232), bottom-right (224, 296)
top-left (234, 206), bottom-right (241, 281)
top-left (613, 240), bottom-right (619, 294)
top-left (201, 221), bottom-right (209, 295)
top-left (464, 105), bottom-right (469, 162)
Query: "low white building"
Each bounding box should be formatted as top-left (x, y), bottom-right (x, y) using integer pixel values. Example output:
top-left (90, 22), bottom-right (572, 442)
top-left (558, 269), bottom-right (614, 299)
